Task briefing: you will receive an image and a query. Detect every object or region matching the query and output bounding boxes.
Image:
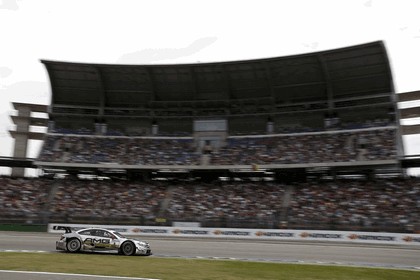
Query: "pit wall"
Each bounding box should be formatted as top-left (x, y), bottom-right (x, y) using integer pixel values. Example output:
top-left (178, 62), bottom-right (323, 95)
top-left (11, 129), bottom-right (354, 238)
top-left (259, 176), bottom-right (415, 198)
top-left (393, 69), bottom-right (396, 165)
top-left (48, 223), bottom-right (420, 246)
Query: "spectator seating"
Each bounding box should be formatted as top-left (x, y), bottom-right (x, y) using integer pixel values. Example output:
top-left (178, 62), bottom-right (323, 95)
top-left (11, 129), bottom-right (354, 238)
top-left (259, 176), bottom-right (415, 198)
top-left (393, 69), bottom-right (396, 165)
top-left (38, 127), bottom-right (397, 166)
top-left (1, 177), bottom-right (418, 233)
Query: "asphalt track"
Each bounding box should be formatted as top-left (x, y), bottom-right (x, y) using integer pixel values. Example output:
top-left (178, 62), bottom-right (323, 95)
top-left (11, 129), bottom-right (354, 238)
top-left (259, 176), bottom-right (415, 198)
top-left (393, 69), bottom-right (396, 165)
top-left (0, 231), bottom-right (419, 279)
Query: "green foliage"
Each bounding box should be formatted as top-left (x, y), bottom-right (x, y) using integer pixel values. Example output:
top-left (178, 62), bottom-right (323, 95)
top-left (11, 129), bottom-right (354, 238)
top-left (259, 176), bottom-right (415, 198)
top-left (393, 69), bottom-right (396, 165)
top-left (0, 224), bottom-right (46, 232)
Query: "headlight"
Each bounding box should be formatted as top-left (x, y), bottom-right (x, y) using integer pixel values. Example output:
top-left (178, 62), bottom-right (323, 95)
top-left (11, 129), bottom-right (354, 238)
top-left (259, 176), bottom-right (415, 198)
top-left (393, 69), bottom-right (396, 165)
top-left (138, 242), bottom-right (149, 247)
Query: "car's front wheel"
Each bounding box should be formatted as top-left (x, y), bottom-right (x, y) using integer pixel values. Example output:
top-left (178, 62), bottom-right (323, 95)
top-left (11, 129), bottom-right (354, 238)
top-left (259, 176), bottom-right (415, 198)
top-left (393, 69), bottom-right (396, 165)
top-left (66, 238), bottom-right (81, 253)
top-left (121, 241), bottom-right (136, 256)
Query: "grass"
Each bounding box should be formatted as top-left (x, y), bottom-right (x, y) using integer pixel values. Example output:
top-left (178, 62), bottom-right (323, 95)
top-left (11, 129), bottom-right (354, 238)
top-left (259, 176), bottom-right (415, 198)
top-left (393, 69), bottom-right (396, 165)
top-left (0, 252), bottom-right (419, 280)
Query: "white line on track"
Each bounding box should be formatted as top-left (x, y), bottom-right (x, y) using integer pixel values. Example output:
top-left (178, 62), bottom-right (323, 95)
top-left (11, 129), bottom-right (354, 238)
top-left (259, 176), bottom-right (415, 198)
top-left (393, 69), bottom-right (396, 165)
top-left (0, 234), bottom-right (53, 239)
top-left (0, 270), bottom-right (160, 280)
top-left (1, 250), bottom-right (48, 253)
top-left (2, 250), bottom-right (419, 271)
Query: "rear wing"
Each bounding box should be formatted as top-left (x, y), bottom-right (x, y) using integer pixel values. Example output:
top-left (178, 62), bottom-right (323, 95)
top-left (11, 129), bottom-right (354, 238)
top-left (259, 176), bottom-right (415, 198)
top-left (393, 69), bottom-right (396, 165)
top-left (53, 226), bottom-right (72, 233)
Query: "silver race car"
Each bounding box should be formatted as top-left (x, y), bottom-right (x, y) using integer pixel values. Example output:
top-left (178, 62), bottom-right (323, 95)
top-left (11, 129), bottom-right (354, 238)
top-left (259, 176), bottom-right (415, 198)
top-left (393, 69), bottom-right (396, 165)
top-left (54, 226), bottom-right (152, 256)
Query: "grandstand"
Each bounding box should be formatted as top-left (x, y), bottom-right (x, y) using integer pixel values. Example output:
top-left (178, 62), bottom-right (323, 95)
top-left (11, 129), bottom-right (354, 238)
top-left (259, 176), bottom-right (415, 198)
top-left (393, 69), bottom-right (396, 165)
top-left (21, 41), bottom-right (406, 179)
top-left (1, 41), bottom-right (420, 233)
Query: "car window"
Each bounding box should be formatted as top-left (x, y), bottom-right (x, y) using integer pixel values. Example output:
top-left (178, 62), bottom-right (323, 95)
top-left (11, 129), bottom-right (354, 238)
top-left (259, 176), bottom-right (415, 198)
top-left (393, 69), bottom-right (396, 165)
top-left (103, 231), bottom-right (115, 239)
top-left (92, 230), bottom-right (104, 237)
top-left (92, 230), bottom-right (114, 238)
top-left (78, 229), bottom-right (116, 238)
top-left (79, 229), bottom-right (93, 235)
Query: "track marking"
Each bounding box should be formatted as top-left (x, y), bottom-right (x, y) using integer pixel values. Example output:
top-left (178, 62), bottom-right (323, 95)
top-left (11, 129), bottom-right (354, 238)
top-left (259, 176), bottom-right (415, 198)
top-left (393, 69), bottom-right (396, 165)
top-left (153, 254), bottom-right (420, 271)
top-left (1, 250), bottom-right (419, 271)
top-left (1, 249), bottom-right (48, 253)
top-left (0, 270), bottom-right (160, 280)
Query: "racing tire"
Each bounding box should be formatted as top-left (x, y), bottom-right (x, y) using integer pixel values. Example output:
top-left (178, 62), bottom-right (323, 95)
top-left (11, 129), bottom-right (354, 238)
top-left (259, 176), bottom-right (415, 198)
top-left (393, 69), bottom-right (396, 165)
top-left (66, 238), bottom-right (81, 253)
top-left (121, 241), bottom-right (136, 256)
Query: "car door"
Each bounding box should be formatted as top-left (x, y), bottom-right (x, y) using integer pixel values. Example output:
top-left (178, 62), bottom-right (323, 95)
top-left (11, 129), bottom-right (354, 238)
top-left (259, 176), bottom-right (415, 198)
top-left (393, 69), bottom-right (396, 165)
top-left (78, 229), bottom-right (100, 251)
top-left (90, 229), bottom-right (113, 251)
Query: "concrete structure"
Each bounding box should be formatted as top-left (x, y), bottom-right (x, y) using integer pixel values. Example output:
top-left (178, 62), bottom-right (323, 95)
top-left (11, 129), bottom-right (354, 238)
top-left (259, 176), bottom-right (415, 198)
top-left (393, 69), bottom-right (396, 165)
top-left (398, 90), bottom-right (420, 135)
top-left (9, 102), bottom-right (48, 177)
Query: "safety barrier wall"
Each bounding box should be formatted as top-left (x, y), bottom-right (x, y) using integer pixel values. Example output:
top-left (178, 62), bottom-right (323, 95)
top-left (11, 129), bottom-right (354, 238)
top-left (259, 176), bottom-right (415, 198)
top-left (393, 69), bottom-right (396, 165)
top-left (48, 223), bottom-right (420, 246)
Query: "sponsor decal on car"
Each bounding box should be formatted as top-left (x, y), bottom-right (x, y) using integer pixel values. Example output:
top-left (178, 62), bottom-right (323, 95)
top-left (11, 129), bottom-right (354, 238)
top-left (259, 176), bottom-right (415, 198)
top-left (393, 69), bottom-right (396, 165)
top-left (83, 238), bottom-right (110, 245)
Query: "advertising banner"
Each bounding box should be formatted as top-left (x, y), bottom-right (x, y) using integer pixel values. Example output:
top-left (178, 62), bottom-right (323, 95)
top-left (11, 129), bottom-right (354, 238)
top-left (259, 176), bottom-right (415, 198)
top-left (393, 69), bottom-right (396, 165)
top-left (48, 223), bottom-right (420, 246)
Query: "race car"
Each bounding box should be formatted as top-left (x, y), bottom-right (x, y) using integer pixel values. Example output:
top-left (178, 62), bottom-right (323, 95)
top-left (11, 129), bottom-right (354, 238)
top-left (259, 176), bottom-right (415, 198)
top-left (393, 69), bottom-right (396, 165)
top-left (54, 226), bottom-right (152, 256)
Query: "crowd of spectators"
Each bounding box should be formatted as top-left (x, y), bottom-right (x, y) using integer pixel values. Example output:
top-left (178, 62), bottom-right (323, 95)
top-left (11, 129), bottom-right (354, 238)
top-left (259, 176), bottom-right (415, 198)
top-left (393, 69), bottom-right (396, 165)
top-left (165, 182), bottom-right (286, 228)
top-left (39, 136), bottom-right (200, 165)
top-left (0, 177), bottom-right (52, 221)
top-left (1, 177), bottom-right (419, 233)
top-left (212, 129), bottom-right (396, 165)
top-left (48, 180), bottom-right (167, 224)
top-left (38, 128), bottom-right (397, 166)
top-left (288, 178), bottom-right (420, 232)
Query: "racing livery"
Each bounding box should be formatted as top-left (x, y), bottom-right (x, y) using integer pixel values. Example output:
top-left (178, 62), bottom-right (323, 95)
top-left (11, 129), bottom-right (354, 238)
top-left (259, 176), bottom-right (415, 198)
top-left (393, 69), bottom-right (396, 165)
top-left (54, 226), bottom-right (152, 256)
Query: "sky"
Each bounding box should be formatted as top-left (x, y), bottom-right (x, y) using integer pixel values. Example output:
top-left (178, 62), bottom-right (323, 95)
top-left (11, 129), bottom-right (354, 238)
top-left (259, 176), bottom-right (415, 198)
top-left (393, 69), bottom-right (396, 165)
top-left (1, 0), bottom-right (420, 176)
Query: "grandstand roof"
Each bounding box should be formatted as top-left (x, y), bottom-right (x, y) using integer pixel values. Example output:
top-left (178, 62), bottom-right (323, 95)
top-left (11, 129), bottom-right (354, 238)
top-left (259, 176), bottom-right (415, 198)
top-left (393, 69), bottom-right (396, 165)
top-left (41, 41), bottom-right (394, 117)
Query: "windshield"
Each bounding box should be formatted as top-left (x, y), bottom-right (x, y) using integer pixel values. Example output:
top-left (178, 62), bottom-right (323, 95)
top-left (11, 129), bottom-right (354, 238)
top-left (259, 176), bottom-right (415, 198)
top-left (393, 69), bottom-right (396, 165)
top-left (112, 231), bottom-right (125, 238)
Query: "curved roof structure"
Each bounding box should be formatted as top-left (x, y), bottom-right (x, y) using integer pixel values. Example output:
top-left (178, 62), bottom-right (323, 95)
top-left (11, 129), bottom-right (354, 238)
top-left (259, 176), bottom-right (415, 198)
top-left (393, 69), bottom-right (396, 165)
top-left (42, 41), bottom-right (393, 107)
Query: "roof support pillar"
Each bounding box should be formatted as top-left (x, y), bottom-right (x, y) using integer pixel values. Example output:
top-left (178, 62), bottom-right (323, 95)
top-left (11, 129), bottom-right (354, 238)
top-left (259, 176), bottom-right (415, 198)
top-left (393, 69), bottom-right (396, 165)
top-left (9, 103), bottom-right (48, 177)
top-left (317, 54), bottom-right (334, 112)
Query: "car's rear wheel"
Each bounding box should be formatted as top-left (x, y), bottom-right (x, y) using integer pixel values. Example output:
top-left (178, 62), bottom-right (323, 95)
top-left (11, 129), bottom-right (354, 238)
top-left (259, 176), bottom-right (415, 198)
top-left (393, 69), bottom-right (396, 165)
top-left (66, 238), bottom-right (81, 253)
top-left (121, 241), bottom-right (136, 256)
